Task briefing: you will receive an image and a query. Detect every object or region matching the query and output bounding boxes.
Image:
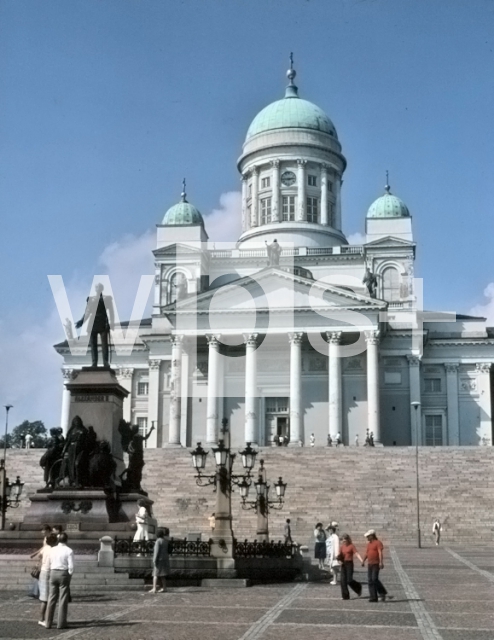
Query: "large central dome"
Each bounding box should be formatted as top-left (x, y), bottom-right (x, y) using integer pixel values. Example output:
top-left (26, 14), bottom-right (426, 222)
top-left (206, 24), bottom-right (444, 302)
top-left (246, 95), bottom-right (338, 140)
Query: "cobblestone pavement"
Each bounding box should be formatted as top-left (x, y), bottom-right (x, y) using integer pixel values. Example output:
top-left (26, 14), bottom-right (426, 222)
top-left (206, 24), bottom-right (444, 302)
top-left (1, 547), bottom-right (493, 640)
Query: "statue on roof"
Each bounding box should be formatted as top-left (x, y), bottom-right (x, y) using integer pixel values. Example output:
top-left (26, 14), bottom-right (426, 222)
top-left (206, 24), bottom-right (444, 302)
top-left (265, 239), bottom-right (282, 267)
top-left (363, 267), bottom-right (378, 298)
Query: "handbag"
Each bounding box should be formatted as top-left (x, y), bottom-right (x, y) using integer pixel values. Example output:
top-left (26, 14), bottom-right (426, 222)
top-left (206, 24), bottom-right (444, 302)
top-left (30, 566), bottom-right (41, 580)
top-left (336, 552), bottom-right (344, 563)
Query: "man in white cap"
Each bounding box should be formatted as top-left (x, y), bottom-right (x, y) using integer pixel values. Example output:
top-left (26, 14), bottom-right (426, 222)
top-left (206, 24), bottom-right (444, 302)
top-left (362, 529), bottom-right (388, 602)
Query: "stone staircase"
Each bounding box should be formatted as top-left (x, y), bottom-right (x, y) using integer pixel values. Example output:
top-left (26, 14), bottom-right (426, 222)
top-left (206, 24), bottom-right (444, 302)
top-left (0, 556), bottom-right (145, 591)
top-left (4, 447), bottom-right (494, 547)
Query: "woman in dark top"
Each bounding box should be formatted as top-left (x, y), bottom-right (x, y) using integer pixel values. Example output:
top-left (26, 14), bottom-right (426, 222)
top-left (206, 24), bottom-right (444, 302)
top-left (339, 534), bottom-right (363, 599)
top-left (149, 528), bottom-right (170, 593)
top-left (313, 522), bottom-right (327, 570)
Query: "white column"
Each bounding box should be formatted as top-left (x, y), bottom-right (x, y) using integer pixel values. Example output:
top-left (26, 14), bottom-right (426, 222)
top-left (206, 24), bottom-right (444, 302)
top-left (320, 164), bottom-right (328, 226)
top-left (251, 166), bottom-right (259, 227)
top-left (241, 174), bottom-right (249, 232)
top-left (244, 333), bottom-right (259, 444)
top-left (116, 367), bottom-right (134, 423)
top-left (408, 355), bottom-right (422, 445)
top-left (335, 177), bottom-right (342, 231)
top-left (60, 368), bottom-right (74, 436)
top-left (476, 363), bottom-right (492, 445)
top-left (271, 160), bottom-right (280, 223)
top-left (365, 331), bottom-right (381, 444)
top-left (206, 335), bottom-right (221, 444)
top-left (327, 332), bottom-right (342, 440)
top-left (167, 336), bottom-right (183, 446)
top-left (289, 333), bottom-right (304, 446)
top-left (147, 359), bottom-right (161, 448)
top-left (297, 159), bottom-right (307, 221)
top-left (180, 348), bottom-right (190, 447)
top-left (445, 363), bottom-right (459, 446)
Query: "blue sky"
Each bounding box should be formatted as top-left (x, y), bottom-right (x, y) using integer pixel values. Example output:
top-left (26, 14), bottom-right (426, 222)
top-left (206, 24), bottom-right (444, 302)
top-left (1, 0), bottom-right (494, 427)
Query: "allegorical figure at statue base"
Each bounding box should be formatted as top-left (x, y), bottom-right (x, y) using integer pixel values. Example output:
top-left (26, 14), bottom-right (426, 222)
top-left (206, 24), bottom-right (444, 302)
top-left (75, 282), bottom-right (115, 367)
top-left (118, 419), bottom-right (155, 493)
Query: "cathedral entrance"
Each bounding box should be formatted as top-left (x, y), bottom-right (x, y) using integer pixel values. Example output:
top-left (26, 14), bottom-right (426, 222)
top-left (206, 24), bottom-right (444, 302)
top-left (265, 397), bottom-right (289, 445)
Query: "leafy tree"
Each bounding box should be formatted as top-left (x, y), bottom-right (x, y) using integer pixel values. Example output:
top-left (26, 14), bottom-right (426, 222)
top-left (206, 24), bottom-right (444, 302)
top-left (0, 433), bottom-right (12, 450)
top-left (6, 420), bottom-right (47, 448)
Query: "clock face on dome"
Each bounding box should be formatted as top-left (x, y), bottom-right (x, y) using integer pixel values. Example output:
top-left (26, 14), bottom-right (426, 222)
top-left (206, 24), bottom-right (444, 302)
top-left (281, 171), bottom-right (296, 187)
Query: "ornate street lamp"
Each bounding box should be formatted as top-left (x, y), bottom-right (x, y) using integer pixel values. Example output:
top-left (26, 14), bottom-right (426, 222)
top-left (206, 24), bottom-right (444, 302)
top-left (411, 401), bottom-right (422, 549)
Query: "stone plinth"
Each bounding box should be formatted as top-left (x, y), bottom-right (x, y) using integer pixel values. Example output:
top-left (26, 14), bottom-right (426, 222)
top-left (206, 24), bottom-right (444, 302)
top-left (66, 367), bottom-right (128, 480)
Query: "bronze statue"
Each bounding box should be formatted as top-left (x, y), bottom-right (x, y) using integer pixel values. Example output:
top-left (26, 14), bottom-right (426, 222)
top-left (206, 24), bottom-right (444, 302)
top-left (118, 420), bottom-right (155, 492)
top-left (39, 428), bottom-right (65, 488)
top-left (58, 416), bottom-right (89, 487)
top-left (265, 239), bottom-right (282, 267)
top-left (363, 267), bottom-right (378, 298)
top-left (88, 440), bottom-right (116, 488)
top-left (75, 283), bottom-right (114, 367)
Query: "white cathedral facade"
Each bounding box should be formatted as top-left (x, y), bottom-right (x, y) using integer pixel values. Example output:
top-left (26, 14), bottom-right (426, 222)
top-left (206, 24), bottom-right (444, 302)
top-left (56, 63), bottom-right (494, 449)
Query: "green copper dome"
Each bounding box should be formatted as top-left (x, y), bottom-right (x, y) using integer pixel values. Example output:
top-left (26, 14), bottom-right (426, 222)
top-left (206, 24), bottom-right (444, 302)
top-left (162, 201), bottom-right (203, 225)
top-left (245, 61), bottom-right (337, 141)
top-left (367, 185), bottom-right (410, 219)
top-left (246, 95), bottom-right (337, 141)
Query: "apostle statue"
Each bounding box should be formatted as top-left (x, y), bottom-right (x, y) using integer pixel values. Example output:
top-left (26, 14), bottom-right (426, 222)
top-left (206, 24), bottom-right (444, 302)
top-left (362, 267), bottom-right (378, 298)
top-left (265, 239), bottom-right (282, 267)
top-left (75, 282), bottom-right (114, 367)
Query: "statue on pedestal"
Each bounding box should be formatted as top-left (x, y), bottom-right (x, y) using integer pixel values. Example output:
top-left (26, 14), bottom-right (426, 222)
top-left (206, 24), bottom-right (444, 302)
top-left (75, 283), bottom-right (115, 367)
top-left (39, 428), bottom-right (65, 488)
top-left (118, 419), bottom-right (155, 493)
top-left (265, 239), bottom-right (282, 267)
top-left (363, 267), bottom-right (378, 298)
top-left (58, 416), bottom-right (89, 487)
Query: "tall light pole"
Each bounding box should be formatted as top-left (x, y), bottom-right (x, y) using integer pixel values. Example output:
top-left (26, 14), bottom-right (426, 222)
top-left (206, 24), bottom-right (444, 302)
top-left (1, 405), bottom-right (13, 530)
top-left (3, 405), bottom-right (13, 462)
top-left (411, 401), bottom-right (421, 549)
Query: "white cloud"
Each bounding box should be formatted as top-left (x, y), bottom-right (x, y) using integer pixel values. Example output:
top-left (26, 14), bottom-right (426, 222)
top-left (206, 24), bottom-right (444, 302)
top-left (346, 232), bottom-right (366, 245)
top-left (204, 191), bottom-right (242, 242)
top-left (469, 282), bottom-right (494, 324)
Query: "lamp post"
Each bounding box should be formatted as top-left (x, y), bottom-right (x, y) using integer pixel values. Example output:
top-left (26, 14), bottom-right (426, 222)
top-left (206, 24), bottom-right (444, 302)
top-left (240, 459), bottom-right (287, 541)
top-left (411, 401), bottom-right (421, 549)
top-left (3, 405), bottom-right (13, 463)
top-left (0, 460), bottom-right (24, 530)
top-left (190, 439), bottom-right (259, 565)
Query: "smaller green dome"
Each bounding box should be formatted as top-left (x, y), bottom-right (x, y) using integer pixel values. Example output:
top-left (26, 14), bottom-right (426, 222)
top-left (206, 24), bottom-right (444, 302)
top-left (162, 184), bottom-right (204, 226)
top-left (367, 185), bottom-right (410, 218)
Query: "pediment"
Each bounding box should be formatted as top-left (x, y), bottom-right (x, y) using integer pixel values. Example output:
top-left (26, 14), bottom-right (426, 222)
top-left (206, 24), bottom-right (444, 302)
top-left (364, 236), bottom-right (415, 248)
top-left (153, 242), bottom-right (205, 257)
top-left (173, 267), bottom-right (386, 314)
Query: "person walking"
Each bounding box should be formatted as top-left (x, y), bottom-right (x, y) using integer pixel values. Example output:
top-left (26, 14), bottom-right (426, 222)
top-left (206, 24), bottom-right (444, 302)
top-left (35, 533), bottom-right (58, 625)
top-left (362, 529), bottom-right (388, 602)
top-left (326, 524), bottom-right (341, 585)
top-left (283, 519), bottom-right (292, 544)
top-left (339, 534), bottom-right (363, 599)
top-left (149, 528), bottom-right (170, 593)
top-left (310, 433), bottom-right (315, 447)
top-left (313, 523), bottom-right (327, 570)
top-left (432, 518), bottom-right (442, 545)
top-left (133, 499), bottom-right (149, 542)
top-left (208, 512), bottom-right (216, 533)
top-left (42, 532), bottom-right (74, 629)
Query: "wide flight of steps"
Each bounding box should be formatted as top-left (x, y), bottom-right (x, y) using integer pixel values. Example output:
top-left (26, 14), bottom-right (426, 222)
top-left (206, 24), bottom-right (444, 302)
top-left (0, 556), bottom-right (145, 591)
top-left (5, 446), bottom-right (494, 547)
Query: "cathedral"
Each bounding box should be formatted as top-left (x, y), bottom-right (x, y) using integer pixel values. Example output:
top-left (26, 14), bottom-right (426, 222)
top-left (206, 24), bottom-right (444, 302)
top-left (56, 62), bottom-right (494, 449)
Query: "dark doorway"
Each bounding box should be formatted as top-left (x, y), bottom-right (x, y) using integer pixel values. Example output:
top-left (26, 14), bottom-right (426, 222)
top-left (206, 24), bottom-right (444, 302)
top-left (277, 416), bottom-right (289, 441)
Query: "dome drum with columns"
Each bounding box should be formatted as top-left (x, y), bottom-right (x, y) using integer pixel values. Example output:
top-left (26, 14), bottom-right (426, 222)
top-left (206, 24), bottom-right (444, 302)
top-left (56, 59), bottom-right (494, 450)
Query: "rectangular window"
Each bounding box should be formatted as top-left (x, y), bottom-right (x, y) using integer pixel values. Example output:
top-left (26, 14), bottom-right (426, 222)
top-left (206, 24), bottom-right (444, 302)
top-left (248, 183), bottom-right (252, 196)
top-left (424, 378), bottom-right (442, 393)
top-left (261, 177), bottom-right (271, 189)
top-left (425, 415), bottom-right (443, 446)
top-left (260, 197), bottom-right (272, 224)
top-left (308, 175), bottom-right (317, 187)
top-left (282, 196), bottom-right (296, 221)
top-left (137, 417), bottom-right (148, 436)
top-left (384, 371), bottom-right (402, 385)
top-left (137, 381), bottom-right (149, 396)
top-left (328, 181), bottom-right (333, 192)
top-left (306, 197), bottom-right (319, 223)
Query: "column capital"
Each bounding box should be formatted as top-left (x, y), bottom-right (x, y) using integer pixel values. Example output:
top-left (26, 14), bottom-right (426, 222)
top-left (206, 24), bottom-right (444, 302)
top-left (476, 362), bottom-right (492, 374)
top-left (407, 354), bottom-right (422, 367)
top-left (270, 159), bottom-right (280, 168)
top-left (251, 165), bottom-right (259, 175)
top-left (117, 367), bottom-right (134, 379)
top-left (288, 332), bottom-right (304, 345)
top-left (326, 331), bottom-right (342, 345)
top-left (321, 162), bottom-right (328, 170)
top-left (243, 333), bottom-right (259, 347)
top-left (149, 359), bottom-right (161, 371)
top-left (297, 158), bottom-right (307, 166)
top-left (170, 334), bottom-right (184, 347)
top-left (364, 330), bottom-right (380, 345)
top-left (206, 334), bottom-right (222, 347)
top-left (444, 362), bottom-right (459, 373)
top-left (241, 173), bottom-right (249, 182)
top-left (61, 368), bottom-right (75, 381)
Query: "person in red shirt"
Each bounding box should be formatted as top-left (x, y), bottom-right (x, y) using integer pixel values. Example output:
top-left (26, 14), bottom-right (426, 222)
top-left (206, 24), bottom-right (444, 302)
top-left (339, 534), bottom-right (363, 600)
top-left (362, 529), bottom-right (388, 602)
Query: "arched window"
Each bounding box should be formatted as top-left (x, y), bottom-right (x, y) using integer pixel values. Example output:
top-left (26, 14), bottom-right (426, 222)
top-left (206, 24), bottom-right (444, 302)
top-left (170, 272), bottom-right (187, 304)
top-left (382, 267), bottom-right (401, 302)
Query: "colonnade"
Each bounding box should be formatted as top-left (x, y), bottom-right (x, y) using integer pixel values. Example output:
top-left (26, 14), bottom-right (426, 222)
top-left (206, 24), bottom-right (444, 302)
top-left (241, 160), bottom-right (341, 231)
